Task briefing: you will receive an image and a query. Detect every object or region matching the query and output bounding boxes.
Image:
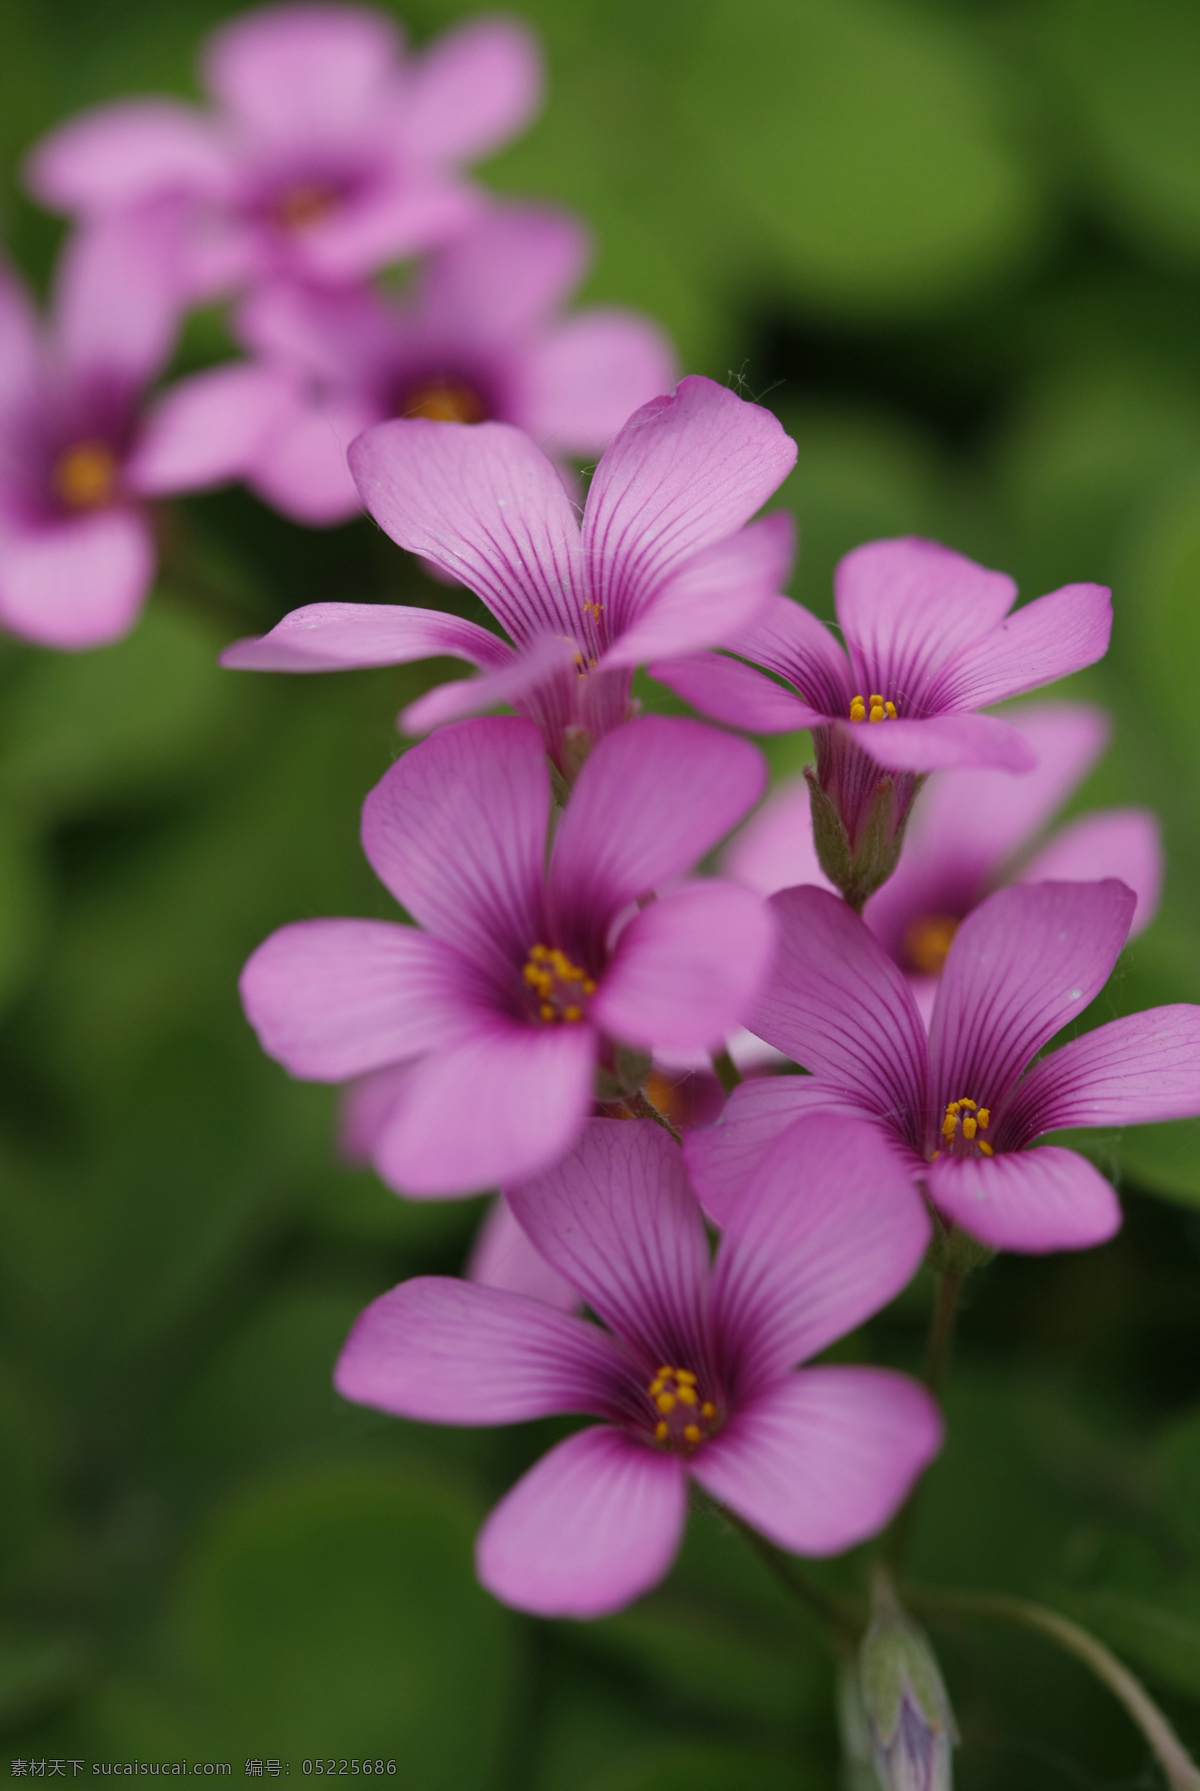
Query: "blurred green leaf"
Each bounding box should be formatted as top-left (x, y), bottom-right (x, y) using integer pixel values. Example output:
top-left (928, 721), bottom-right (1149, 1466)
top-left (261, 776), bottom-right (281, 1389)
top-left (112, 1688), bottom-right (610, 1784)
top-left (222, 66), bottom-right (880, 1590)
top-left (684, 0), bottom-right (1041, 315)
top-left (590, 1742), bottom-right (815, 1791)
top-left (0, 808), bottom-right (44, 1017)
top-left (1158, 1404), bottom-right (1200, 1561)
top-left (1060, 1587), bottom-right (1200, 1701)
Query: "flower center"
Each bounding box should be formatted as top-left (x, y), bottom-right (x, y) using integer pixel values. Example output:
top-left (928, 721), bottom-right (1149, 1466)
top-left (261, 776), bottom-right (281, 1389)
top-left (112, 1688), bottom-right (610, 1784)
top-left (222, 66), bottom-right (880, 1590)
top-left (522, 943), bottom-right (595, 1024)
top-left (903, 913), bottom-right (960, 976)
top-left (932, 1097), bottom-right (993, 1161)
top-left (401, 377), bottom-right (488, 425)
top-left (849, 692), bottom-right (898, 723)
top-left (275, 181), bottom-right (340, 231)
top-left (647, 1365), bottom-right (719, 1454)
top-left (53, 440), bottom-right (118, 511)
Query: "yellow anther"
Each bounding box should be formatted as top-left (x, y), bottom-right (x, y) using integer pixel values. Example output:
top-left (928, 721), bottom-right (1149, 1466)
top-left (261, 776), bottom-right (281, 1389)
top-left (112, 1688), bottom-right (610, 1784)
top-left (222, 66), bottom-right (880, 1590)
top-left (563, 1005), bottom-right (582, 1022)
top-left (942, 1096), bottom-right (994, 1157)
top-left (885, 701), bottom-right (897, 719)
top-left (979, 1141), bottom-right (994, 1156)
top-left (849, 695), bottom-right (867, 722)
top-left (676, 1369), bottom-right (697, 1384)
top-left (700, 1401), bottom-right (716, 1420)
top-left (403, 376), bottom-right (487, 425)
top-left (530, 944), bottom-right (548, 959)
top-left (539, 1003), bottom-right (555, 1021)
top-left (869, 701), bottom-right (885, 723)
top-left (656, 1393), bottom-right (676, 1415)
top-left (648, 1378), bottom-right (665, 1397)
top-left (869, 693), bottom-right (883, 705)
top-left (942, 1111), bottom-right (959, 1141)
top-left (959, 1099), bottom-right (976, 1111)
top-left (582, 978), bottom-right (597, 995)
top-left (54, 440), bottom-right (118, 511)
top-left (977, 1108), bottom-right (990, 1129)
top-left (676, 1384), bottom-right (698, 1406)
top-left (656, 1366), bottom-right (672, 1379)
top-left (683, 1425), bottom-right (702, 1446)
top-left (962, 1116), bottom-right (977, 1140)
top-left (929, 1150), bottom-right (941, 1162)
top-left (655, 1420), bottom-right (669, 1442)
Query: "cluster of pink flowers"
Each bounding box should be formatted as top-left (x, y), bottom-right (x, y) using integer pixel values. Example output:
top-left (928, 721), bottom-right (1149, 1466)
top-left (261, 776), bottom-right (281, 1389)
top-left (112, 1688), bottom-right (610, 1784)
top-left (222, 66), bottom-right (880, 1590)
top-left (17, 1), bottom-right (1200, 1647)
top-left (5, 1), bottom-right (673, 647)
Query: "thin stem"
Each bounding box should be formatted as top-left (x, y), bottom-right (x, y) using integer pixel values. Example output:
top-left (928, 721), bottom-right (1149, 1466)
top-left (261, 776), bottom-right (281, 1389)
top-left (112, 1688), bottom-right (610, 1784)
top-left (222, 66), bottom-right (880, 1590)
top-left (711, 1048), bottom-right (742, 1094)
top-left (883, 1269), bottom-right (965, 1569)
top-left (723, 1507), bottom-right (859, 1645)
top-left (908, 1587), bottom-right (1200, 1791)
top-left (618, 1086), bottom-right (682, 1144)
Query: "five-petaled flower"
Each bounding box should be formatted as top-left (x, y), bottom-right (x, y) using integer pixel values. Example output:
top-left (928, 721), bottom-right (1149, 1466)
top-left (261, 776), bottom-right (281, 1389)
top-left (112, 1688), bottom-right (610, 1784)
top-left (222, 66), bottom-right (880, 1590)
top-left (334, 1115), bottom-right (941, 1616)
top-left (654, 537), bottom-right (1113, 908)
top-left (686, 880), bottom-right (1200, 1253)
top-left (25, 3), bottom-right (541, 298)
top-left (220, 375), bottom-right (797, 778)
top-left (231, 200), bottom-right (675, 524)
top-left (0, 220), bottom-right (286, 649)
top-left (240, 713), bottom-right (774, 1196)
top-left (726, 700), bottom-right (1163, 1019)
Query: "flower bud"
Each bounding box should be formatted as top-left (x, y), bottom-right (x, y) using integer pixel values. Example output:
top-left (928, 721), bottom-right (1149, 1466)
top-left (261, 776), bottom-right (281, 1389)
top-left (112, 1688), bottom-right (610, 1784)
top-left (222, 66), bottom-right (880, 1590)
top-left (804, 729), bottom-right (922, 911)
top-left (859, 1585), bottom-right (956, 1791)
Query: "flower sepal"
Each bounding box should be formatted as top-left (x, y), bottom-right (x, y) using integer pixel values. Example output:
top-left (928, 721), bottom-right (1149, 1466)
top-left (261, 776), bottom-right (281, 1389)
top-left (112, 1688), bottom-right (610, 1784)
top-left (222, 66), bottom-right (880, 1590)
top-left (925, 1213), bottom-right (996, 1278)
top-left (859, 1575), bottom-right (957, 1791)
top-left (804, 761), bottom-right (919, 913)
top-left (594, 1045), bottom-right (653, 1104)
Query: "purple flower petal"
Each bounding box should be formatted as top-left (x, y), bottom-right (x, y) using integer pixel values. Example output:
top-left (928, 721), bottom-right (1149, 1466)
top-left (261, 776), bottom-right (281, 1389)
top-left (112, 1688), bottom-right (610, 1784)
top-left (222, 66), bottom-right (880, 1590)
top-left (752, 888), bottom-right (928, 1144)
top-left (601, 513), bottom-right (792, 670)
top-left (722, 774), bottom-right (830, 897)
top-left (584, 377), bottom-right (797, 630)
top-left (835, 538), bottom-right (1016, 705)
top-left (0, 509), bottom-right (152, 649)
top-left (929, 582), bottom-right (1113, 712)
top-left (550, 715), bottom-right (766, 935)
top-left (398, 634), bottom-right (579, 735)
top-left (1005, 1007), bottom-right (1200, 1137)
top-left (928, 881), bottom-right (1135, 1118)
top-left (729, 592), bottom-right (852, 717)
top-left (127, 363), bottom-right (292, 495)
top-left (239, 918), bottom-right (481, 1081)
top-left (204, 3), bottom-right (401, 137)
top-left (593, 882), bottom-right (776, 1052)
top-left (518, 309), bottom-right (677, 455)
top-left (400, 16), bottom-right (543, 163)
top-left (374, 1019), bottom-right (595, 1197)
top-left (691, 1366), bottom-right (942, 1556)
top-left (25, 99), bottom-right (227, 213)
top-left (419, 202), bottom-right (588, 343)
top-left (846, 712), bottom-right (1037, 775)
top-left (926, 1145), bottom-right (1121, 1253)
top-left (712, 1115), bottom-right (930, 1389)
top-left (1020, 809), bottom-right (1163, 940)
top-left (292, 179), bottom-right (478, 286)
top-left (651, 651), bottom-right (827, 733)
top-left (684, 1077), bottom-right (870, 1225)
top-left (245, 390), bottom-right (375, 525)
top-left (506, 1119), bottom-right (711, 1369)
top-left (468, 1195), bottom-right (577, 1311)
top-left (477, 1425), bottom-right (687, 1618)
top-left (334, 1277), bottom-right (622, 1423)
top-left (361, 716), bottom-right (548, 967)
top-left (348, 418), bottom-right (584, 645)
top-left (221, 601), bottom-right (512, 674)
top-left (338, 1062), bottom-right (413, 1163)
top-left (53, 212), bottom-right (182, 386)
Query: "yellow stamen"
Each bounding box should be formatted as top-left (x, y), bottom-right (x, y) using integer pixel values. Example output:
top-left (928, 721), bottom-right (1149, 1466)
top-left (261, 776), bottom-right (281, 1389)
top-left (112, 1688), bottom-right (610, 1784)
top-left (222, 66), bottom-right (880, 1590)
top-left (524, 943), bottom-right (594, 1024)
top-left (962, 1115), bottom-right (977, 1140)
top-left (276, 182), bottom-right (339, 231)
top-left (849, 695), bottom-right (866, 722)
top-left (676, 1384), bottom-right (698, 1406)
top-left (700, 1401), bottom-right (716, 1420)
top-left (979, 1141), bottom-right (994, 1156)
top-left (941, 1096), bottom-right (995, 1159)
top-left (676, 1369), bottom-right (697, 1384)
top-left (869, 701), bottom-right (885, 723)
top-left (53, 440), bottom-right (117, 511)
top-left (403, 377), bottom-right (487, 425)
top-left (977, 1108), bottom-right (990, 1129)
top-left (942, 1111), bottom-right (959, 1141)
top-left (539, 1003), bottom-right (555, 1021)
top-left (655, 1420), bottom-right (669, 1442)
top-left (959, 1099), bottom-right (976, 1111)
top-left (903, 913), bottom-right (960, 977)
top-left (683, 1424), bottom-right (702, 1446)
top-left (656, 1393), bottom-right (676, 1415)
top-left (885, 701), bottom-right (897, 718)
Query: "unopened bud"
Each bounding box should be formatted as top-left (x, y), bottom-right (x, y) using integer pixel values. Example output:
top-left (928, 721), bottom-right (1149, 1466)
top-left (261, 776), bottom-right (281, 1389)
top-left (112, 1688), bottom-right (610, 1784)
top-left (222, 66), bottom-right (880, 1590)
top-left (859, 1584), bottom-right (956, 1791)
top-left (804, 731), bottom-right (922, 911)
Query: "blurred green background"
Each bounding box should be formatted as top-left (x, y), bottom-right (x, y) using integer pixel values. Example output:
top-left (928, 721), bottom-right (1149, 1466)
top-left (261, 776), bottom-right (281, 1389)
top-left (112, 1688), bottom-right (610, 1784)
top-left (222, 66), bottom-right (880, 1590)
top-left (3, 0), bottom-right (1200, 1783)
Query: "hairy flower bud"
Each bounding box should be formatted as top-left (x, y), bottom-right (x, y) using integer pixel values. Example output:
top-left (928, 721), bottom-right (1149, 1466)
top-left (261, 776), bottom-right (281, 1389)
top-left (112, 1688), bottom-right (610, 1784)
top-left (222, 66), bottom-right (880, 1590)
top-left (859, 1584), bottom-right (956, 1791)
top-left (804, 745), bottom-right (921, 913)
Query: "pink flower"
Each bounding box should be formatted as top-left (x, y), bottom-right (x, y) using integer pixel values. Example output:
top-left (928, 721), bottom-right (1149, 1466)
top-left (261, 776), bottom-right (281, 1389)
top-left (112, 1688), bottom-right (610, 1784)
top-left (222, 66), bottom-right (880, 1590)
top-left (0, 221), bottom-right (287, 649)
top-left (335, 1115), bottom-right (941, 1617)
top-left (231, 201), bottom-right (676, 524)
top-left (654, 538), bottom-right (1112, 907)
top-left (239, 713), bottom-right (774, 1195)
top-left (727, 701), bottom-right (1163, 1018)
top-left (25, 5), bottom-right (540, 297)
top-left (221, 375), bottom-right (797, 776)
top-left (686, 881), bottom-right (1200, 1255)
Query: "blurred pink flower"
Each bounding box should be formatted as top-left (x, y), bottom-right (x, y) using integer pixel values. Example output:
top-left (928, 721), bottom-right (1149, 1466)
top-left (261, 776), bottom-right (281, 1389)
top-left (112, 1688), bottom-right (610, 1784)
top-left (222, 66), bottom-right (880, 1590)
top-left (221, 375), bottom-right (796, 775)
top-left (232, 201), bottom-right (676, 524)
top-left (26, 4), bottom-right (541, 296)
top-left (0, 220), bottom-right (287, 649)
top-left (335, 1115), bottom-right (939, 1616)
top-left (687, 881), bottom-right (1200, 1254)
top-left (654, 538), bottom-right (1112, 904)
top-left (239, 713), bottom-right (773, 1196)
top-left (726, 701), bottom-right (1163, 1019)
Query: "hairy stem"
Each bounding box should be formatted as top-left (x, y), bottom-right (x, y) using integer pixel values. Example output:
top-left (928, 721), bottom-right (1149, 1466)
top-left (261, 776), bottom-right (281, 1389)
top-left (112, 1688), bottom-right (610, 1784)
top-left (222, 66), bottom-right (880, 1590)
top-left (618, 1086), bottom-right (681, 1144)
top-left (908, 1587), bottom-right (1200, 1791)
top-left (711, 1047), bottom-right (742, 1094)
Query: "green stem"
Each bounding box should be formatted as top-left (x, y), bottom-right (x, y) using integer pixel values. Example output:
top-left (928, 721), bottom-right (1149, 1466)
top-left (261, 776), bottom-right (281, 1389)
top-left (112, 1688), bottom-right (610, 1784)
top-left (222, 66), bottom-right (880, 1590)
top-left (723, 1508), bottom-right (859, 1645)
top-left (908, 1588), bottom-right (1200, 1791)
top-left (711, 1047), bottom-right (742, 1094)
top-left (883, 1269), bottom-right (964, 1569)
top-left (619, 1086), bottom-right (682, 1144)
